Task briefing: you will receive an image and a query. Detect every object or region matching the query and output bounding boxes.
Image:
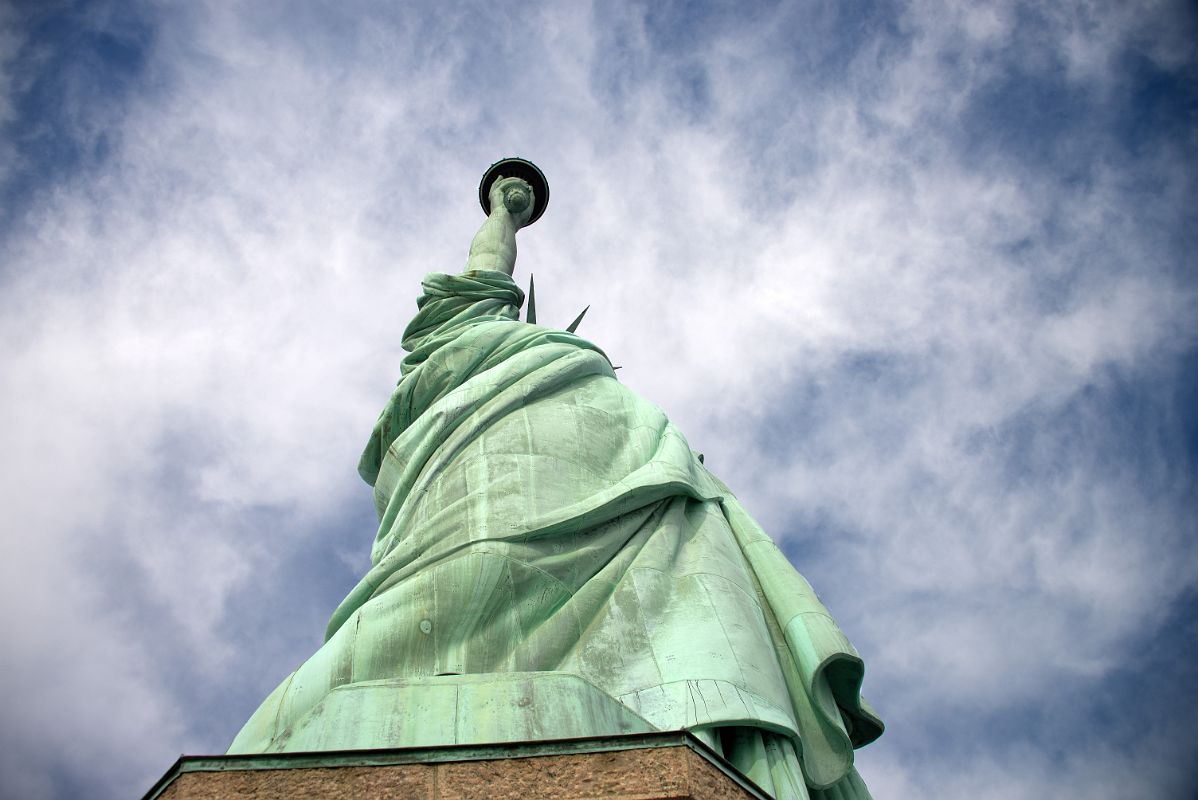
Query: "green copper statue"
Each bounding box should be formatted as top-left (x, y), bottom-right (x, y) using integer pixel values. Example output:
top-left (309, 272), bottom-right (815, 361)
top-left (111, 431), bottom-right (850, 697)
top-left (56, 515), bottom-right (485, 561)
top-left (228, 158), bottom-right (883, 800)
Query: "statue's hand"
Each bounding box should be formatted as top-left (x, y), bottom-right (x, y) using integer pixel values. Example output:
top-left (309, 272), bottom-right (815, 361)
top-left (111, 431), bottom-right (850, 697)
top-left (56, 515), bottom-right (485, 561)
top-left (489, 176), bottom-right (535, 229)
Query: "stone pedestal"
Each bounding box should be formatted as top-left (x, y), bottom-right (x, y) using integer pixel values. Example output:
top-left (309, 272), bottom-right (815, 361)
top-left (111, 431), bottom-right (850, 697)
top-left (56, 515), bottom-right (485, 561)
top-left (143, 732), bottom-right (769, 800)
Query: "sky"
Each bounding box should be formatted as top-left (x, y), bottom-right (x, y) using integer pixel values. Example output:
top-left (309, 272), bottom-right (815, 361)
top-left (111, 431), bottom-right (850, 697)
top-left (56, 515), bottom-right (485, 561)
top-left (0, 1), bottom-right (1195, 798)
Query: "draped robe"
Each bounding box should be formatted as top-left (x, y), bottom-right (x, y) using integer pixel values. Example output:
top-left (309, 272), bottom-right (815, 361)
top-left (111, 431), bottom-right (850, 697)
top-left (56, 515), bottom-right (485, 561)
top-left (228, 270), bottom-right (883, 799)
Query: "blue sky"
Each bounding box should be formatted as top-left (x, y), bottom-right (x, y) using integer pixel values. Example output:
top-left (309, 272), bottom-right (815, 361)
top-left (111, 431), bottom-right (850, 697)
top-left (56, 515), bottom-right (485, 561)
top-left (1, 1), bottom-right (1195, 798)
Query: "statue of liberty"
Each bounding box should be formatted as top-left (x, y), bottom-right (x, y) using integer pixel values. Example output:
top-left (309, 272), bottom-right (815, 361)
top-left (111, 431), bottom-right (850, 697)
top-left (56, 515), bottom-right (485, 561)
top-left (228, 158), bottom-right (883, 800)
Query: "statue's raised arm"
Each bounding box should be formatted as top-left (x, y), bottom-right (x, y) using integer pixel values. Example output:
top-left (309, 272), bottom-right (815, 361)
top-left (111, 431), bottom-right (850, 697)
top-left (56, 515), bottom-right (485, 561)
top-left (465, 158), bottom-right (549, 275)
